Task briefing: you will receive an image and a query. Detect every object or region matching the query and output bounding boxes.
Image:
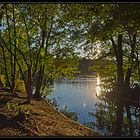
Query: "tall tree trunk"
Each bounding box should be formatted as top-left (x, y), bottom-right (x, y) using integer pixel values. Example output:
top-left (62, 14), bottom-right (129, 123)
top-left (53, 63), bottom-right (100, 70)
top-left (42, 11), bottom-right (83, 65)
top-left (116, 34), bottom-right (124, 91)
top-left (34, 29), bottom-right (46, 98)
top-left (1, 37), bottom-right (28, 98)
top-left (5, 5), bottom-right (13, 90)
top-left (21, 10), bottom-right (33, 102)
top-left (34, 66), bottom-right (44, 98)
top-left (111, 34), bottom-right (124, 92)
top-left (33, 17), bottom-right (53, 98)
top-left (111, 35), bottom-right (124, 136)
top-left (124, 34), bottom-right (136, 89)
top-left (125, 68), bottom-right (132, 89)
top-left (26, 65), bottom-right (32, 103)
top-left (12, 4), bottom-right (17, 94)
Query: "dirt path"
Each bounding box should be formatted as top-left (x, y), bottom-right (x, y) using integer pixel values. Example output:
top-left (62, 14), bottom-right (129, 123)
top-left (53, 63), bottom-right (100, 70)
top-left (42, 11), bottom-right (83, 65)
top-left (0, 91), bottom-right (102, 137)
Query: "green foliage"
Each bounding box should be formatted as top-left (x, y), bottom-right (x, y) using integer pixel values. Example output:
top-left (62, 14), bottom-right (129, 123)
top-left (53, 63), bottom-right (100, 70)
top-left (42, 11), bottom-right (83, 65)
top-left (15, 80), bottom-right (26, 93)
top-left (6, 102), bottom-right (29, 116)
top-left (0, 75), bottom-right (6, 88)
top-left (61, 3), bottom-right (140, 87)
top-left (89, 60), bottom-right (117, 89)
top-left (1, 3), bottom-right (140, 99)
top-left (40, 85), bottom-right (54, 98)
top-left (89, 63), bottom-right (117, 78)
top-left (0, 4), bottom-right (81, 99)
top-left (43, 56), bottom-right (80, 81)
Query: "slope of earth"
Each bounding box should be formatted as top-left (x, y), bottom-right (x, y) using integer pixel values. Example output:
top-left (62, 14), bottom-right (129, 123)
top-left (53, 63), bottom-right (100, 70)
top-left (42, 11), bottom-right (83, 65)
top-left (0, 90), bottom-right (102, 137)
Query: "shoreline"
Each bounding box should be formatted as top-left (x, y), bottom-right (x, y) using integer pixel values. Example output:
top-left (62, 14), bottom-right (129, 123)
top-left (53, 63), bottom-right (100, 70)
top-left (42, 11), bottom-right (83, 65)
top-left (0, 90), bottom-right (102, 137)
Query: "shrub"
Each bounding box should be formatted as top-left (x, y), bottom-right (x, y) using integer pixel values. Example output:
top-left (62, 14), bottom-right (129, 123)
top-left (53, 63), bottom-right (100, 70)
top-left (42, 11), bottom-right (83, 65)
top-left (15, 80), bottom-right (26, 93)
top-left (7, 102), bottom-right (29, 113)
top-left (0, 75), bottom-right (6, 88)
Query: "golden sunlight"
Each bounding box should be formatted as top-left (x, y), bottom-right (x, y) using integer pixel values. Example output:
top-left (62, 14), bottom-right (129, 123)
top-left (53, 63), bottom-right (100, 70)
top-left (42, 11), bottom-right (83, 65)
top-left (97, 49), bottom-right (101, 54)
top-left (96, 76), bottom-right (101, 97)
top-left (97, 77), bottom-right (100, 86)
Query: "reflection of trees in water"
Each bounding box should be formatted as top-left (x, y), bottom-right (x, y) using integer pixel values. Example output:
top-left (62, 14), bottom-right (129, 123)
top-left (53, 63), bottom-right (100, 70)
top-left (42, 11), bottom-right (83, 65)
top-left (90, 74), bottom-right (140, 136)
top-left (85, 100), bottom-right (116, 136)
top-left (47, 98), bottom-right (78, 122)
top-left (85, 99), bottom-right (139, 136)
top-left (115, 102), bottom-right (139, 136)
top-left (43, 85), bottom-right (79, 122)
top-left (59, 106), bottom-right (78, 122)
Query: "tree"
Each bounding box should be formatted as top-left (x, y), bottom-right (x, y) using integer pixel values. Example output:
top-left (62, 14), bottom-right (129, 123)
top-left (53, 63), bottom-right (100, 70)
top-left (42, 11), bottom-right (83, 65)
top-left (60, 4), bottom-right (140, 90)
top-left (59, 4), bottom-right (140, 136)
top-left (0, 4), bottom-right (80, 102)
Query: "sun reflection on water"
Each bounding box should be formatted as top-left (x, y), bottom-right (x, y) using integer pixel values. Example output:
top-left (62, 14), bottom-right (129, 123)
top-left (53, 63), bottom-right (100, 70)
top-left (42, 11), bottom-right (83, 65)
top-left (96, 76), bottom-right (101, 97)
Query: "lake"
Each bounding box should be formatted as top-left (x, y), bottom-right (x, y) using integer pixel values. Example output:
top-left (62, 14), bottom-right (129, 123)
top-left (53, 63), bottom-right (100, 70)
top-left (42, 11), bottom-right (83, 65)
top-left (46, 74), bottom-right (101, 124)
top-left (45, 74), bottom-right (139, 136)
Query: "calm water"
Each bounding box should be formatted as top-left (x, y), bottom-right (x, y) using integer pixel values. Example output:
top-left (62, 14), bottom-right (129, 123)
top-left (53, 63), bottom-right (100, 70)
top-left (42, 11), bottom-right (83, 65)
top-left (45, 74), bottom-right (139, 136)
top-left (46, 74), bottom-right (101, 124)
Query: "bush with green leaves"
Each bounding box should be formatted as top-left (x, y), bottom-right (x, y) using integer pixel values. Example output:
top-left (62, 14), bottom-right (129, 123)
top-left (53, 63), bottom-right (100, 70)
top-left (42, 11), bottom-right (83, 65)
top-left (0, 75), bottom-right (6, 88)
top-left (6, 102), bottom-right (29, 117)
top-left (15, 80), bottom-right (26, 93)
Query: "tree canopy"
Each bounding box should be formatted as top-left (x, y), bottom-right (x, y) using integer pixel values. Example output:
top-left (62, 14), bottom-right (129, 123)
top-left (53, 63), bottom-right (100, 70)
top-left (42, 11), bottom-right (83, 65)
top-left (0, 3), bottom-right (140, 102)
